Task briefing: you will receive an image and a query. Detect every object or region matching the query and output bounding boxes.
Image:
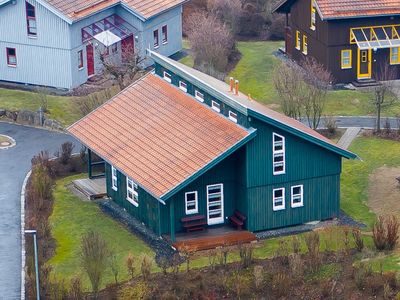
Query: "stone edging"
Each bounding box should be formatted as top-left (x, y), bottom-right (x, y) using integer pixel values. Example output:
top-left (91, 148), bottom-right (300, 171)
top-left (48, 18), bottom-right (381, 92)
top-left (0, 134), bottom-right (16, 150)
top-left (20, 170), bottom-right (31, 300)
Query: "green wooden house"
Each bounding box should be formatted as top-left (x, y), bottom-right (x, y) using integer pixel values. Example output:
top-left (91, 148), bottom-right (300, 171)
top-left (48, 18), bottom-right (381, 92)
top-left (68, 50), bottom-right (356, 243)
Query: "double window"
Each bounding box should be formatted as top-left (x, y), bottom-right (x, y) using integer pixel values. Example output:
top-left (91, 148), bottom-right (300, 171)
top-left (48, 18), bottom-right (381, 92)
top-left (153, 29), bottom-right (159, 48)
top-left (341, 49), bottom-right (352, 69)
top-left (6, 48), bottom-right (17, 67)
top-left (126, 177), bottom-right (139, 207)
top-left (162, 25), bottom-right (168, 44)
top-left (26, 2), bottom-right (37, 36)
top-left (291, 185), bottom-right (303, 208)
top-left (273, 133), bottom-right (285, 175)
top-left (273, 188), bottom-right (285, 211)
top-left (111, 166), bottom-right (118, 191)
top-left (185, 191), bottom-right (198, 214)
top-left (390, 47), bottom-right (400, 65)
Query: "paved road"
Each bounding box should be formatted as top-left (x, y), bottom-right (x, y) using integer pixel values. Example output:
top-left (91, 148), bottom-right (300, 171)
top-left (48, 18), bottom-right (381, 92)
top-left (313, 116), bottom-right (399, 129)
top-left (0, 123), bottom-right (78, 299)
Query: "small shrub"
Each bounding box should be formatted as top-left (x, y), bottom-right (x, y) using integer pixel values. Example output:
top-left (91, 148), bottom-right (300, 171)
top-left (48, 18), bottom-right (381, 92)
top-left (208, 249), bottom-right (218, 271)
top-left (59, 142), bottom-right (74, 165)
top-left (288, 253), bottom-right (304, 279)
top-left (218, 246), bottom-right (229, 266)
top-left (118, 281), bottom-right (150, 300)
top-left (275, 239), bottom-right (289, 265)
top-left (342, 227), bottom-right (351, 254)
top-left (291, 236), bottom-right (301, 254)
top-left (253, 265), bottom-right (264, 291)
top-left (352, 228), bottom-right (364, 252)
top-left (69, 276), bottom-right (83, 300)
top-left (386, 215), bottom-right (399, 250)
top-left (157, 255), bottom-right (170, 275)
top-left (304, 231), bottom-right (320, 272)
top-left (109, 251), bottom-right (119, 284)
top-left (383, 271), bottom-right (397, 289)
top-left (373, 216), bottom-right (387, 251)
top-left (238, 243), bottom-right (253, 268)
top-left (79, 146), bottom-right (87, 164)
top-left (126, 252), bottom-right (135, 279)
top-left (367, 274), bottom-right (385, 295)
top-left (384, 282), bottom-right (392, 299)
top-left (325, 116), bottom-right (337, 136)
top-left (272, 272), bottom-right (290, 298)
top-left (384, 118), bottom-right (391, 135)
top-left (226, 271), bottom-right (252, 299)
top-left (354, 265), bottom-right (367, 291)
top-left (140, 255), bottom-right (153, 281)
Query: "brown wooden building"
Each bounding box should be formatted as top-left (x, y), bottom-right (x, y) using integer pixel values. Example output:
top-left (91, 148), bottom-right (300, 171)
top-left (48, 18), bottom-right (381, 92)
top-left (274, 0), bottom-right (400, 84)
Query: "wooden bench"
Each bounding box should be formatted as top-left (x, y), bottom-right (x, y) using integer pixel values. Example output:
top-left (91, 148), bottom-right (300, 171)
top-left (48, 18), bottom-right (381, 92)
top-left (229, 210), bottom-right (247, 230)
top-left (181, 215), bottom-right (206, 232)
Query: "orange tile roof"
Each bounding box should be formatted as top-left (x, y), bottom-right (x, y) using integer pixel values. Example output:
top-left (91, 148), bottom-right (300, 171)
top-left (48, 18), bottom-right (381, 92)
top-left (68, 73), bottom-right (251, 199)
top-left (45, 0), bottom-right (185, 20)
top-left (315, 0), bottom-right (400, 19)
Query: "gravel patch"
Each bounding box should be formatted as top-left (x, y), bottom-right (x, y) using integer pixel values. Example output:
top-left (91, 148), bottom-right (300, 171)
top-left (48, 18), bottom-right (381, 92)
top-left (96, 199), bottom-right (177, 263)
top-left (256, 210), bottom-right (366, 240)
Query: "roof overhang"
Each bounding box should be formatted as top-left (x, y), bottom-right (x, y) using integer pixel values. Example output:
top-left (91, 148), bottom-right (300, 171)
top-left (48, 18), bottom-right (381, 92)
top-left (0, 0), bottom-right (13, 8)
top-left (351, 25), bottom-right (400, 50)
top-left (272, 0), bottom-right (297, 14)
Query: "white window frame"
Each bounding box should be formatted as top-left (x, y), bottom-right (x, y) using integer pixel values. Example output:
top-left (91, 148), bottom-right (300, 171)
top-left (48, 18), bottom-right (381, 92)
top-left (126, 177), bottom-right (139, 207)
top-left (162, 25), bottom-right (168, 44)
top-left (291, 185), bottom-right (304, 208)
top-left (111, 166), bottom-right (118, 191)
top-left (273, 133), bottom-right (285, 175)
top-left (163, 71), bottom-right (171, 83)
top-left (229, 111), bottom-right (238, 123)
top-left (273, 188), bottom-right (285, 211)
top-left (185, 191), bottom-right (198, 215)
top-left (179, 80), bottom-right (187, 92)
top-left (195, 90), bottom-right (204, 102)
top-left (211, 100), bottom-right (221, 113)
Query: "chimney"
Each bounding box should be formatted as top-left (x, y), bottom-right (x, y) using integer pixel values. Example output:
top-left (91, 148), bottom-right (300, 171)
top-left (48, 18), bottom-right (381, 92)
top-left (235, 80), bottom-right (239, 96)
top-left (229, 77), bottom-right (234, 92)
top-left (248, 94), bottom-right (252, 101)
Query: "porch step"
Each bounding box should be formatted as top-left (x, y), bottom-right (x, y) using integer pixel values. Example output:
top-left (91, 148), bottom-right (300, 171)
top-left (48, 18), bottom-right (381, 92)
top-left (352, 79), bottom-right (380, 88)
top-left (172, 230), bottom-right (257, 252)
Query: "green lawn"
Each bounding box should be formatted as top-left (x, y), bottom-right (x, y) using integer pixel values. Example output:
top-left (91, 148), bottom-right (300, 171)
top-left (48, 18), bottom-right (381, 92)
top-left (48, 174), bottom-right (156, 290)
top-left (0, 88), bottom-right (80, 126)
top-left (181, 41), bottom-right (400, 117)
top-left (341, 137), bottom-right (400, 228)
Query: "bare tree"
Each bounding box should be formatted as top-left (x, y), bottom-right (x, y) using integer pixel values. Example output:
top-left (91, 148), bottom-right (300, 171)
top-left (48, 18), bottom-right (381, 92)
top-left (99, 43), bottom-right (145, 90)
top-left (207, 0), bottom-right (243, 35)
top-left (186, 12), bottom-right (235, 73)
top-left (301, 57), bottom-right (333, 130)
top-left (273, 58), bottom-right (333, 129)
top-left (273, 61), bottom-right (306, 120)
top-left (372, 62), bottom-right (399, 132)
top-left (80, 230), bottom-right (109, 298)
top-left (74, 88), bottom-right (116, 117)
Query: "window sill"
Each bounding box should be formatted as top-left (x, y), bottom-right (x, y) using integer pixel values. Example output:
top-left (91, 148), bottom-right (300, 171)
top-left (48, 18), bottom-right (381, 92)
top-left (163, 77), bottom-right (171, 83)
top-left (295, 47), bottom-right (301, 51)
top-left (179, 87), bottom-right (187, 93)
top-left (273, 207), bottom-right (285, 212)
top-left (302, 52), bottom-right (308, 55)
top-left (341, 66), bottom-right (352, 70)
top-left (291, 204), bottom-right (304, 208)
top-left (112, 186), bottom-right (118, 191)
top-left (162, 41), bottom-right (168, 45)
top-left (154, 45), bottom-right (160, 49)
top-left (273, 172), bottom-right (285, 176)
top-left (390, 62), bottom-right (400, 65)
top-left (186, 210), bottom-right (198, 215)
top-left (78, 67), bottom-right (84, 71)
top-left (126, 198), bottom-right (139, 207)
top-left (28, 35), bottom-right (38, 39)
top-left (7, 64), bottom-right (17, 68)
top-left (310, 26), bottom-right (315, 31)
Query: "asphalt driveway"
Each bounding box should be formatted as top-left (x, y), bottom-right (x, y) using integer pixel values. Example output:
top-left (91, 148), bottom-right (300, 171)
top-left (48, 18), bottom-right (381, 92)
top-left (0, 123), bottom-right (78, 299)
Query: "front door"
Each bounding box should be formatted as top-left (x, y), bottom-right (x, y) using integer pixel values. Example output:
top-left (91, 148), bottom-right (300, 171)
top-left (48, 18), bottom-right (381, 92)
top-left (358, 48), bottom-right (372, 79)
top-left (206, 184), bottom-right (224, 225)
top-left (121, 35), bottom-right (134, 61)
top-left (86, 44), bottom-right (95, 77)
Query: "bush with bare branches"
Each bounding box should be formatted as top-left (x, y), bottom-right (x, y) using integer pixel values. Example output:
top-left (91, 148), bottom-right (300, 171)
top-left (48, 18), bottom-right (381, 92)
top-left (373, 215), bottom-right (400, 251)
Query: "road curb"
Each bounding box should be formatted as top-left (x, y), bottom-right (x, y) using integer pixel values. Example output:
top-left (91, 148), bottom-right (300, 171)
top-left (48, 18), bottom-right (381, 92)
top-left (20, 170), bottom-right (31, 300)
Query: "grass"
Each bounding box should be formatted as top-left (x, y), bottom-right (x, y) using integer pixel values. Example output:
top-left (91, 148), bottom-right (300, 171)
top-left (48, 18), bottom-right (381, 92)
top-left (0, 88), bottom-right (80, 126)
top-left (48, 174), bottom-right (156, 290)
top-left (181, 40), bottom-right (400, 117)
top-left (341, 137), bottom-right (400, 228)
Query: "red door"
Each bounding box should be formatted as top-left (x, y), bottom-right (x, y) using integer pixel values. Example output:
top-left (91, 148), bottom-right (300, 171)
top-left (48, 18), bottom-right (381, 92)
top-left (121, 35), bottom-right (134, 61)
top-left (86, 44), bottom-right (94, 76)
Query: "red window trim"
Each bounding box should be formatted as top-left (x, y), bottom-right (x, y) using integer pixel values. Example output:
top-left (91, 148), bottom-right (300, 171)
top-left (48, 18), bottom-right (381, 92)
top-left (78, 50), bottom-right (83, 69)
top-left (25, 1), bottom-right (37, 36)
top-left (6, 48), bottom-right (17, 66)
top-left (153, 29), bottom-right (159, 48)
top-left (162, 25), bottom-right (168, 44)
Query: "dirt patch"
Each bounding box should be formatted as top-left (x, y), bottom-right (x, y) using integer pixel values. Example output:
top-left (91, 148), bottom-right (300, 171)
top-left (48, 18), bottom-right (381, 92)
top-left (368, 166), bottom-right (400, 217)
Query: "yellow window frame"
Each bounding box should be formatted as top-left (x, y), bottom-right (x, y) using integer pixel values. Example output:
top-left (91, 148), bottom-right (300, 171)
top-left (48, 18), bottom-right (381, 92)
top-left (341, 49), bottom-right (352, 69)
top-left (302, 35), bottom-right (308, 55)
top-left (295, 31), bottom-right (301, 50)
top-left (310, 0), bottom-right (316, 30)
top-left (390, 47), bottom-right (400, 65)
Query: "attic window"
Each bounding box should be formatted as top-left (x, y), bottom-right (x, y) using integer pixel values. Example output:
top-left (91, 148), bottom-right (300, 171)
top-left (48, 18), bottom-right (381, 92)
top-left (179, 81), bottom-right (187, 92)
top-left (26, 2), bottom-right (37, 37)
top-left (310, 1), bottom-right (316, 30)
top-left (229, 111), bottom-right (238, 123)
top-left (163, 71), bottom-right (172, 83)
top-left (195, 90), bottom-right (204, 102)
top-left (211, 100), bottom-right (221, 113)
top-left (273, 133), bottom-right (285, 175)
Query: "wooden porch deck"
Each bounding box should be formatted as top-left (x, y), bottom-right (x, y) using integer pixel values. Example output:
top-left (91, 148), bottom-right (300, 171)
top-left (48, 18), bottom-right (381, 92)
top-left (72, 177), bottom-right (107, 200)
top-left (168, 226), bottom-right (257, 252)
